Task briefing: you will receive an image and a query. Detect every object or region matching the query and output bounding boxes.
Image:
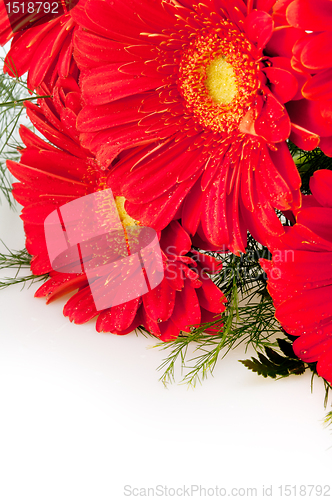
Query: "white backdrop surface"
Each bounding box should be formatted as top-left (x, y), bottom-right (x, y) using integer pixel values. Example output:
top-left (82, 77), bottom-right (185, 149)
top-left (1, 199), bottom-right (332, 500)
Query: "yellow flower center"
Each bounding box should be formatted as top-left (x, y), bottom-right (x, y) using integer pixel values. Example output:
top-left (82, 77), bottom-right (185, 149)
top-left (205, 57), bottom-right (237, 105)
top-left (178, 25), bottom-right (260, 134)
top-left (115, 196), bottom-right (137, 227)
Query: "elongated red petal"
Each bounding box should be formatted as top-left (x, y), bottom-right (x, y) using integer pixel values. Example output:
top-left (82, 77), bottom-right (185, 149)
top-left (301, 32), bottom-right (332, 71)
top-left (143, 279), bottom-right (175, 322)
top-left (286, 0), bottom-right (332, 31)
top-left (63, 286), bottom-right (98, 324)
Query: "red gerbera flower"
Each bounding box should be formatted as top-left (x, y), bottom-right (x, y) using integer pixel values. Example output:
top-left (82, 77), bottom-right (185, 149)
top-left (0, 0), bottom-right (83, 90)
top-left (260, 169), bottom-right (332, 383)
top-left (72, 0), bottom-right (311, 255)
top-left (285, 0), bottom-right (332, 156)
top-left (7, 85), bottom-right (226, 341)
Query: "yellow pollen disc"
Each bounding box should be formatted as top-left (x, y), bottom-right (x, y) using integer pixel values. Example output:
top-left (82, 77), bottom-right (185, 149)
top-left (205, 57), bottom-right (238, 105)
top-left (177, 26), bottom-right (260, 134)
top-left (115, 196), bottom-right (137, 227)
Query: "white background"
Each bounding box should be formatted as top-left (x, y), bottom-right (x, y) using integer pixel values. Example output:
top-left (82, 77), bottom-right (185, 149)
top-left (1, 196), bottom-right (332, 500)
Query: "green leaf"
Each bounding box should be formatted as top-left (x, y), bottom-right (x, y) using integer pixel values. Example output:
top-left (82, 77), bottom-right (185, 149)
top-left (240, 357), bottom-right (279, 378)
top-left (240, 340), bottom-right (307, 380)
top-left (277, 338), bottom-right (297, 358)
top-left (257, 351), bottom-right (278, 370)
top-left (265, 345), bottom-right (288, 364)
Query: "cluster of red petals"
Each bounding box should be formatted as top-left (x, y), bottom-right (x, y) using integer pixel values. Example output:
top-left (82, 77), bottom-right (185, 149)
top-left (0, 0), bottom-right (84, 90)
top-left (7, 74), bottom-right (226, 340)
top-left (70, 0), bottom-right (310, 255)
top-left (37, 220), bottom-right (226, 341)
top-left (279, 0), bottom-right (332, 156)
top-left (4, 0), bottom-right (332, 352)
top-left (261, 170), bottom-right (332, 383)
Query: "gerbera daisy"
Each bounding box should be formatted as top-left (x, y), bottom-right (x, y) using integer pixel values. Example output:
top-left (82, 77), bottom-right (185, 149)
top-left (72, 0), bottom-right (313, 255)
top-left (260, 169), bottom-right (332, 383)
top-left (285, 0), bottom-right (332, 156)
top-left (7, 85), bottom-right (226, 341)
top-left (0, 0), bottom-right (82, 90)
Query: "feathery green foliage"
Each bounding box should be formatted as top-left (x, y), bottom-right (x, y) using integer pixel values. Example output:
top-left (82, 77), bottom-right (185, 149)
top-left (0, 241), bottom-right (48, 290)
top-left (156, 235), bottom-right (280, 386)
top-left (0, 52), bottom-right (50, 207)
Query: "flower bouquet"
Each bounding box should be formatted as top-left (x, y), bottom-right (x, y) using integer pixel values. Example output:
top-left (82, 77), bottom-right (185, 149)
top-left (1, 0), bottom-right (332, 422)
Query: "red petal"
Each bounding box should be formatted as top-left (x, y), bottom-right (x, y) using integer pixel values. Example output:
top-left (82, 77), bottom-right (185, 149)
top-left (301, 32), bottom-right (332, 70)
top-left (95, 297), bottom-right (140, 332)
top-left (310, 170), bottom-right (332, 208)
top-left (319, 136), bottom-right (332, 157)
top-left (190, 250), bottom-right (223, 274)
top-left (19, 148), bottom-right (89, 181)
top-left (160, 220), bottom-right (192, 256)
top-left (19, 125), bottom-right (58, 152)
top-left (63, 286), bottom-right (98, 324)
top-left (27, 18), bottom-right (74, 89)
top-left (181, 176), bottom-right (205, 236)
top-left (244, 10), bottom-right (273, 51)
top-left (289, 123), bottom-right (320, 151)
top-left (195, 275), bottom-right (226, 313)
top-left (20, 203), bottom-right (59, 224)
top-left (241, 195), bottom-right (285, 250)
top-left (297, 207), bottom-right (332, 243)
top-left (165, 262), bottom-right (184, 291)
top-left (263, 66), bottom-right (298, 103)
top-left (30, 253), bottom-right (52, 275)
top-left (256, 145), bottom-right (293, 210)
top-left (3, 18), bottom-right (60, 78)
top-left (293, 332), bottom-right (332, 364)
top-left (7, 160), bottom-right (89, 197)
top-left (271, 0), bottom-right (293, 25)
top-left (81, 64), bottom-right (163, 106)
top-left (158, 319), bottom-right (180, 342)
top-left (268, 141), bottom-right (301, 194)
top-left (77, 94), bottom-right (144, 132)
top-left (25, 102), bottom-right (88, 159)
top-left (240, 142), bottom-right (259, 213)
top-left (73, 29), bottom-right (133, 69)
top-left (226, 162), bottom-right (247, 255)
top-left (35, 273), bottom-right (88, 304)
top-left (276, 285), bottom-right (332, 332)
top-left (125, 170), bottom-right (201, 231)
top-left (84, 0), bottom-right (147, 44)
top-left (266, 26), bottom-right (305, 59)
top-left (286, 99), bottom-right (332, 137)
top-left (317, 347), bottom-right (332, 383)
top-left (96, 305), bottom-right (143, 335)
top-left (302, 68), bottom-right (332, 101)
top-left (282, 223), bottom-right (332, 252)
top-left (81, 122), bottom-right (168, 166)
top-left (199, 307), bottom-right (223, 335)
top-left (121, 139), bottom-right (203, 203)
top-left (255, 93), bottom-right (291, 142)
top-left (201, 166), bottom-right (229, 248)
top-left (286, 0), bottom-right (332, 31)
top-left (170, 281), bottom-right (201, 332)
top-left (143, 279), bottom-right (175, 322)
top-left (58, 33), bottom-right (74, 80)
